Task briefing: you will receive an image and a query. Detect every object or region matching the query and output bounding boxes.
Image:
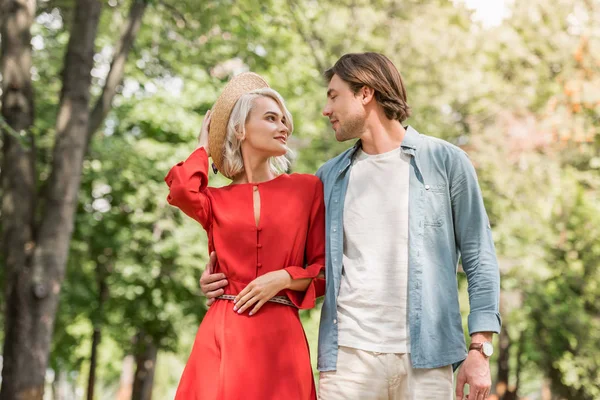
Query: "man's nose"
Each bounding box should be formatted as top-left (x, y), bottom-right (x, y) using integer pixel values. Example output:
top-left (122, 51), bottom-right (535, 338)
top-left (322, 105), bottom-right (331, 117)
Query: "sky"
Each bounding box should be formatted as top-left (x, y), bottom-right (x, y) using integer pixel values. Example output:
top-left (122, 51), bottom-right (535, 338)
top-left (458, 0), bottom-right (510, 28)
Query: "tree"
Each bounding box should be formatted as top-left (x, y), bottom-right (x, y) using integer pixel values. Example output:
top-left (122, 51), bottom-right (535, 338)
top-left (0, 0), bottom-right (147, 398)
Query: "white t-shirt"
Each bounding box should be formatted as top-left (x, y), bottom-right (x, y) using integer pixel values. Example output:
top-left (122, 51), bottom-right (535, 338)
top-left (337, 146), bottom-right (411, 354)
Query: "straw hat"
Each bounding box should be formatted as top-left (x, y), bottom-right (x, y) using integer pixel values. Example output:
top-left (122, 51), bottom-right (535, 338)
top-left (208, 72), bottom-right (270, 178)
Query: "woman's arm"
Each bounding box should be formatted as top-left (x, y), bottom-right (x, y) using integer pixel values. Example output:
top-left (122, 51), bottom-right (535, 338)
top-left (164, 111), bottom-right (213, 230)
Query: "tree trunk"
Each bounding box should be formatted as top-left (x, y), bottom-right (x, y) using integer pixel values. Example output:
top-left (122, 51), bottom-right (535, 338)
top-left (86, 0), bottom-right (147, 142)
top-left (0, 1), bottom-right (38, 399)
top-left (86, 327), bottom-right (101, 400)
top-left (86, 265), bottom-right (109, 400)
top-left (0, 1), bottom-right (102, 399)
top-left (496, 324), bottom-right (511, 399)
top-left (1, 0), bottom-right (146, 397)
top-left (131, 332), bottom-right (158, 400)
top-left (513, 330), bottom-right (524, 400)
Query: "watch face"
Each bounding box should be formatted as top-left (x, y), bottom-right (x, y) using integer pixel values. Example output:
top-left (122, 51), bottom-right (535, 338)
top-left (483, 342), bottom-right (494, 357)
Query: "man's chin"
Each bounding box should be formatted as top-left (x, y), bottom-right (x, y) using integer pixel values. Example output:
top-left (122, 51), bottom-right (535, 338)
top-left (335, 131), bottom-right (354, 143)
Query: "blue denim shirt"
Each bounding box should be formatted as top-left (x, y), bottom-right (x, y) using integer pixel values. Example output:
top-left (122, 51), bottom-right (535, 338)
top-left (315, 126), bottom-right (501, 371)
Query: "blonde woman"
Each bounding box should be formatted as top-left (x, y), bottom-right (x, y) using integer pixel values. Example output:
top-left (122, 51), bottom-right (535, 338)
top-left (165, 73), bottom-right (324, 399)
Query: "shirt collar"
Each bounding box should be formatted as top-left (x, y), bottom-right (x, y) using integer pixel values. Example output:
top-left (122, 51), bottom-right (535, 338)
top-left (401, 125), bottom-right (420, 150)
top-left (347, 125), bottom-right (420, 158)
top-left (338, 125), bottom-right (420, 177)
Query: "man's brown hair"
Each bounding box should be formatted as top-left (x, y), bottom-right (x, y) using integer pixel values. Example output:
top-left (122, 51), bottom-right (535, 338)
top-left (324, 52), bottom-right (411, 122)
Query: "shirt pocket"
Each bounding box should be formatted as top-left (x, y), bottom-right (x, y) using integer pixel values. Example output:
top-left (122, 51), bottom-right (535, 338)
top-left (424, 184), bottom-right (448, 227)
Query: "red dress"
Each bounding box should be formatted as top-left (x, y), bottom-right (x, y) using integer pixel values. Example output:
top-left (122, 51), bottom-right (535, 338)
top-left (165, 148), bottom-right (325, 400)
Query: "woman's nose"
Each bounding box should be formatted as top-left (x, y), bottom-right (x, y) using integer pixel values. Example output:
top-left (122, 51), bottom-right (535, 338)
top-left (279, 123), bottom-right (289, 135)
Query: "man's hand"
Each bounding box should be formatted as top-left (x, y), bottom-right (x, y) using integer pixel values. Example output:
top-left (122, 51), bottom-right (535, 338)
top-left (199, 251), bottom-right (228, 306)
top-left (456, 343), bottom-right (492, 400)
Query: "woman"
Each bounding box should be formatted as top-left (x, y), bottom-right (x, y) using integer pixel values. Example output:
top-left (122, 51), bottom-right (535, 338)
top-left (165, 73), bottom-right (325, 399)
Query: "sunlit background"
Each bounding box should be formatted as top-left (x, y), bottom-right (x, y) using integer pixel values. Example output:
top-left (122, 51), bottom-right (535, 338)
top-left (0, 0), bottom-right (599, 399)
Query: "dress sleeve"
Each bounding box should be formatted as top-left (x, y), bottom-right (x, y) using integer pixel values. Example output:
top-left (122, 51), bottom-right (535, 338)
top-left (164, 147), bottom-right (213, 230)
top-left (283, 179), bottom-right (326, 309)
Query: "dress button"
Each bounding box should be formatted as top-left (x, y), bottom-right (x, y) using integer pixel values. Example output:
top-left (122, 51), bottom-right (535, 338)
top-left (425, 185), bottom-right (430, 190)
top-left (257, 227), bottom-right (262, 232)
top-left (257, 263), bottom-right (262, 268)
top-left (257, 244), bottom-right (263, 248)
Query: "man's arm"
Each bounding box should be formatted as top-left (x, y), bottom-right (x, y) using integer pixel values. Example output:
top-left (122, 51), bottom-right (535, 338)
top-left (450, 150), bottom-right (501, 334)
top-left (199, 251), bottom-right (228, 306)
top-left (450, 150), bottom-right (501, 400)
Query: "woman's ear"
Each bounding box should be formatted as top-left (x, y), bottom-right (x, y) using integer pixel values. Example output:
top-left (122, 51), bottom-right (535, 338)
top-left (235, 125), bottom-right (245, 141)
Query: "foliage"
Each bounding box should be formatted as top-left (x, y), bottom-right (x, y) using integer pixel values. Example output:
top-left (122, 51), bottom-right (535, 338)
top-left (1, 0), bottom-right (599, 397)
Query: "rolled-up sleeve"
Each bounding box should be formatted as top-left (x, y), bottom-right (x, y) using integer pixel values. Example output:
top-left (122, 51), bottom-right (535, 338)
top-left (450, 150), bottom-right (501, 335)
top-left (283, 179), bottom-right (326, 309)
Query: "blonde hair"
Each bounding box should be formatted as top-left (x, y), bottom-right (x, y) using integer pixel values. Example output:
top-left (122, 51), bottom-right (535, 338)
top-left (221, 88), bottom-right (294, 179)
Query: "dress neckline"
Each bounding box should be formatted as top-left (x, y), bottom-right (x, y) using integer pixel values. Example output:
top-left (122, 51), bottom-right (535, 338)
top-left (229, 173), bottom-right (288, 187)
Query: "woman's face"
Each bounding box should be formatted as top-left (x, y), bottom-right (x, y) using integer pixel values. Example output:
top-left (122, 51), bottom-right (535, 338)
top-left (241, 96), bottom-right (290, 159)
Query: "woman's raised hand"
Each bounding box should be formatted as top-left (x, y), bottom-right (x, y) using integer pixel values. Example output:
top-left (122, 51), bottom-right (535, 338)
top-left (197, 109), bottom-right (212, 156)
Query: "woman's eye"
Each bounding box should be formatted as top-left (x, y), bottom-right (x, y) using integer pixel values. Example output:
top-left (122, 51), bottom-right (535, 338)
top-left (267, 116), bottom-right (275, 121)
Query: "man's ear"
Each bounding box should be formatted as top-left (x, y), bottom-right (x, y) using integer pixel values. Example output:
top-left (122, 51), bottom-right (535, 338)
top-left (360, 86), bottom-right (375, 105)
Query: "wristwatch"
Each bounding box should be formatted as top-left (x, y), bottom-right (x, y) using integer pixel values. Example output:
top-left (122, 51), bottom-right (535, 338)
top-left (469, 341), bottom-right (494, 358)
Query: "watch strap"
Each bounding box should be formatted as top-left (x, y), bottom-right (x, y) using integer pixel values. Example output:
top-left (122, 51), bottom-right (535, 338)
top-left (469, 343), bottom-right (483, 351)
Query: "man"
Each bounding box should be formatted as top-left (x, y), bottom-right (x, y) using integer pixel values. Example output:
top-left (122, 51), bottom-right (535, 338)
top-left (200, 52), bottom-right (501, 399)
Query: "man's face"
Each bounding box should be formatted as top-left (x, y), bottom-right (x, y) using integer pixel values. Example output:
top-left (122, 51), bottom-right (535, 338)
top-left (322, 74), bottom-right (366, 142)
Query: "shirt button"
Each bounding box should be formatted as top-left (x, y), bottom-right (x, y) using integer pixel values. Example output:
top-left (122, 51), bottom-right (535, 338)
top-left (333, 228), bottom-right (337, 232)
top-left (257, 263), bottom-right (262, 268)
top-left (333, 319), bottom-right (337, 324)
top-left (334, 199), bottom-right (339, 203)
top-left (333, 258), bottom-right (337, 263)
top-left (425, 185), bottom-right (430, 190)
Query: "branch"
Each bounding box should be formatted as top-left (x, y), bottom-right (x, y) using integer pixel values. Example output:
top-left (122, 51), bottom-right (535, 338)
top-left (158, 0), bottom-right (187, 25)
top-left (86, 0), bottom-right (148, 146)
top-left (286, 0), bottom-right (328, 73)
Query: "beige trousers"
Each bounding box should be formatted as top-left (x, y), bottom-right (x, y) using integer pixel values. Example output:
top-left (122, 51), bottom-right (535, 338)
top-left (318, 346), bottom-right (453, 400)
